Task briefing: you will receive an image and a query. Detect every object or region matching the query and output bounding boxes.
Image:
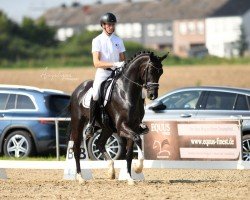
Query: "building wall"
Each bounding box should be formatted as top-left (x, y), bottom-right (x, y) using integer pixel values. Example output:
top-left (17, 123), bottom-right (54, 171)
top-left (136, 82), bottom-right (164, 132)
top-left (116, 21), bottom-right (173, 50)
top-left (243, 10), bottom-right (250, 52)
top-left (206, 16), bottom-right (242, 58)
top-left (88, 21), bottom-right (173, 50)
top-left (173, 19), bottom-right (206, 58)
top-left (142, 21), bottom-right (173, 49)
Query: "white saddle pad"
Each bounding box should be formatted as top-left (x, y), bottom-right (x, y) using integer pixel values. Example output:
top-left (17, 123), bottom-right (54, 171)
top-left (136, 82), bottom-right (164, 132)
top-left (81, 80), bottom-right (114, 108)
top-left (81, 87), bottom-right (93, 108)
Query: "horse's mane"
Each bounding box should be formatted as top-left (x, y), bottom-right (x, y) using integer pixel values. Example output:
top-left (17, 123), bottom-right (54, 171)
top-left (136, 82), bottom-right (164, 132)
top-left (115, 51), bottom-right (160, 79)
top-left (123, 51), bottom-right (158, 69)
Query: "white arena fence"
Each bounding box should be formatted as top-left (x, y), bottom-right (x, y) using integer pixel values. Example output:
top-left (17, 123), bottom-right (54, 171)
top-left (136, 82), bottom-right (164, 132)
top-left (0, 117), bottom-right (250, 180)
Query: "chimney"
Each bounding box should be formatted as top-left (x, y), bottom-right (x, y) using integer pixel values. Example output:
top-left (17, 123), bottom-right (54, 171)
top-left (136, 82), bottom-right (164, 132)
top-left (82, 5), bottom-right (91, 14)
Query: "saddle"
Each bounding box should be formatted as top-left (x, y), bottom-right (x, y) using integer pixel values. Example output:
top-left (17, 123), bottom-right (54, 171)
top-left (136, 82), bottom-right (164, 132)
top-left (81, 68), bottom-right (121, 108)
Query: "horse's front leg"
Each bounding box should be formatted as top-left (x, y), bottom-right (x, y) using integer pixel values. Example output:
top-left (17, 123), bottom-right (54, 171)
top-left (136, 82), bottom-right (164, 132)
top-left (125, 139), bottom-right (135, 185)
top-left (133, 137), bottom-right (144, 174)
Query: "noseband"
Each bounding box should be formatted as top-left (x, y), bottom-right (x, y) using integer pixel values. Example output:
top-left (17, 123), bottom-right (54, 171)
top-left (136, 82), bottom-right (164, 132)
top-left (142, 60), bottom-right (162, 91)
top-left (122, 59), bottom-right (162, 91)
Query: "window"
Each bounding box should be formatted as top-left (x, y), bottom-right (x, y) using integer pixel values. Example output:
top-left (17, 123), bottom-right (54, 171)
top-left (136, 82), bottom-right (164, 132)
top-left (156, 23), bottom-right (164, 37)
top-left (187, 22), bottom-right (195, 34)
top-left (5, 94), bottom-right (16, 110)
top-left (147, 24), bottom-right (156, 37)
top-left (197, 21), bottom-right (204, 34)
top-left (0, 93), bottom-right (8, 110)
top-left (162, 91), bottom-right (201, 109)
top-left (165, 25), bottom-right (172, 36)
top-left (234, 95), bottom-right (249, 110)
top-left (179, 22), bottom-right (187, 35)
top-left (205, 92), bottom-right (236, 110)
top-left (16, 95), bottom-right (35, 109)
top-left (45, 95), bottom-right (70, 115)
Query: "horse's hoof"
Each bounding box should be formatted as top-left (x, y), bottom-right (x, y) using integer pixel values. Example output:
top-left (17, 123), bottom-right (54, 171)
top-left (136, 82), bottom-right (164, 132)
top-left (108, 170), bottom-right (116, 179)
top-left (128, 179), bottom-right (135, 185)
top-left (133, 159), bottom-right (144, 174)
top-left (108, 173), bottom-right (116, 180)
top-left (76, 173), bottom-right (85, 184)
top-left (108, 160), bottom-right (115, 179)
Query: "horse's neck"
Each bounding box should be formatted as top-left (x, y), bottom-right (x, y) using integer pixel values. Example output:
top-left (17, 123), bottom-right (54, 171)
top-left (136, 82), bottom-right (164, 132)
top-left (119, 57), bottom-right (146, 101)
top-left (123, 55), bottom-right (147, 84)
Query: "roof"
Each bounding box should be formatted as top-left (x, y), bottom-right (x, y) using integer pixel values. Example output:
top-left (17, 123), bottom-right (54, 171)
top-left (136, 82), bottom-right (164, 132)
top-left (0, 84), bottom-right (65, 94)
top-left (210, 0), bottom-right (250, 17)
top-left (168, 86), bottom-right (250, 95)
top-left (42, 0), bottom-right (239, 27)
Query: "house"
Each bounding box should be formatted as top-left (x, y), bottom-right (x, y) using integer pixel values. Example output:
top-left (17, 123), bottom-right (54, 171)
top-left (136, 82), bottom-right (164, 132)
top-left (42, 0), bottom-right (250, 58)
top-left (205, 0), bottom-right (250, 58)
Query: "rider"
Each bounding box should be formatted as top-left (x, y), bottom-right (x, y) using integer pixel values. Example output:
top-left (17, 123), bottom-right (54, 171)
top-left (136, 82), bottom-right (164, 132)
top-left (85, 12), bottom-right (148, 138)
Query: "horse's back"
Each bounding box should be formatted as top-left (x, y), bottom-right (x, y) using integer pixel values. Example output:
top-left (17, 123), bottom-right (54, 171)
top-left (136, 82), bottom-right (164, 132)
top-left (70, 80), bottom-right (93, 108)
top-left (72, 80), bottom-right (93, 97)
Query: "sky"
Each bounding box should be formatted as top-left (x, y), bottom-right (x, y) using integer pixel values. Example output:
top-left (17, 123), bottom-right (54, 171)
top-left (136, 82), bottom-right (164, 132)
top-left (0, 0), bottom-right (150, 23)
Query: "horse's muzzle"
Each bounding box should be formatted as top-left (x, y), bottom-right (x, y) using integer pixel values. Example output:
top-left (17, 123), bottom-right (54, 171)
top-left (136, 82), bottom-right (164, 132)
top-left (146, 82), bottom-right (159, 100)
top-left (148, 92), bottom-right (158, 100)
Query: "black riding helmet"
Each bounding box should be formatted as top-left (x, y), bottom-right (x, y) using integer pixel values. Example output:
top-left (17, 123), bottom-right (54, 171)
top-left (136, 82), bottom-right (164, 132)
top-left (100, 12), bottom-right (117, 26)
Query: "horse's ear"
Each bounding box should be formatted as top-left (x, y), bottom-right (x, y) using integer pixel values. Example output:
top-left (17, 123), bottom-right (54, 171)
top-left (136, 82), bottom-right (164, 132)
top-left (149, 52), bottom-right (155, 60)
top-left (159, 52), bottom-right (169, 62)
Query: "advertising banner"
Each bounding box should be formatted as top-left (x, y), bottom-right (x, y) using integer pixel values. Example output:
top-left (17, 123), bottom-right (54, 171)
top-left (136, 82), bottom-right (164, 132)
top-left (143, 120), bottom-right (241, 161)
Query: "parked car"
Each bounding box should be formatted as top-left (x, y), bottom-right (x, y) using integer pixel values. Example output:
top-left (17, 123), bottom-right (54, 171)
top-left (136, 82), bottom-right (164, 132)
top-left (0, 85), bottom-right (70, 158)
top-left (88, 86), bottom-right (250, 161)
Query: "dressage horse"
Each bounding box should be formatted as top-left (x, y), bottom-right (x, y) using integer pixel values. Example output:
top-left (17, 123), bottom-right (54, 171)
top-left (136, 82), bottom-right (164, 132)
top-left (68, 51), bottom-right (167, 184)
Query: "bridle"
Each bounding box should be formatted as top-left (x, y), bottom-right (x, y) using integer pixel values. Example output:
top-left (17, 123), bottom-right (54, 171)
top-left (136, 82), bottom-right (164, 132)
top-left (122, 59), bottom-right (162, 91)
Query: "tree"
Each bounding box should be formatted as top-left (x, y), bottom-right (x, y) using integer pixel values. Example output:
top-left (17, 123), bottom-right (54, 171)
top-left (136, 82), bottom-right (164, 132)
top-left (238, 25), bottom-right (248, 57)
top-left (21, 17), bottom-right (57, 47)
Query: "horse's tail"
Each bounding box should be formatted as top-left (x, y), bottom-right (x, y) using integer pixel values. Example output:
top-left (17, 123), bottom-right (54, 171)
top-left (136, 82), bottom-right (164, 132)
top-left (65, 101), bottom-right (72, 142)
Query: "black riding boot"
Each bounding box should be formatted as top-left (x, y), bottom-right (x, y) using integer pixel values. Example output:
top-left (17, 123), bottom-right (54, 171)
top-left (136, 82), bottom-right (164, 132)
top-left (85, 98), bottom-right (97, 138)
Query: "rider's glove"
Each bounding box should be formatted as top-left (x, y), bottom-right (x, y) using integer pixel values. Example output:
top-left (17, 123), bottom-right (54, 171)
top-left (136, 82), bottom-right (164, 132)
top-left (113, 61), bottom-right (125, 69)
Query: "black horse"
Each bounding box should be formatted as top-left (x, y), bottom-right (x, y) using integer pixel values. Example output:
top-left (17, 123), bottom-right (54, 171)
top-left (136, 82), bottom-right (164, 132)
top-left (69, 51), bottom-right (168, 185)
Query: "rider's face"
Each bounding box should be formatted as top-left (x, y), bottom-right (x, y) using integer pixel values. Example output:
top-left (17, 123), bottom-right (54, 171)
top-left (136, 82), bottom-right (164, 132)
top-left (103, 23), bottom-right (115, 35)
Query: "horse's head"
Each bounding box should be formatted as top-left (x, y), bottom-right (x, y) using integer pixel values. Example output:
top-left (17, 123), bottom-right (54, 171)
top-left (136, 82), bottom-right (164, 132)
top-left (141, 52), bottom-right (168, 100)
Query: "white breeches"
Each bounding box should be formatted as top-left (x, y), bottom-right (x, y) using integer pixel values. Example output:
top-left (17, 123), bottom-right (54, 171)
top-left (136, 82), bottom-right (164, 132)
top-left (92, 68), bottom-right (146, 101)
top-left (92, 68), bottom-right (112, 101)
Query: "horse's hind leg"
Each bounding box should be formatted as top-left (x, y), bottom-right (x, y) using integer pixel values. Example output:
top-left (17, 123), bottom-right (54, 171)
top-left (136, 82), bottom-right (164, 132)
top-left (71, 118), bottom-right (85, 183)
top-left (95, 129), bottom-right (115, 179)
top-left (133, 137), bottom-right (144, 174)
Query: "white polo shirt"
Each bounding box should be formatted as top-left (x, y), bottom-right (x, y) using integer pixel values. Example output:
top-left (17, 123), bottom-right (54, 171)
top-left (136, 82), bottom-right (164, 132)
top-left (92, 32), bottom-right (125, 64)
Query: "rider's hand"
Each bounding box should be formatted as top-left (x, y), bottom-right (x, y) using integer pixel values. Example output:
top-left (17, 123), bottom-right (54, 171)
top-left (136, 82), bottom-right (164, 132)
top-left (113, 61), bottom-right (125, 68)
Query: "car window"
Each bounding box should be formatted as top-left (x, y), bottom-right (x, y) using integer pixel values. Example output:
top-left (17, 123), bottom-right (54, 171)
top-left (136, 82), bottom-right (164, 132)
top-left (5, 94), bottom-right (16, 110)
top-left (162, 91), bottom-right (201, 109)
top-left (16, 95), bottom-right (36, 109)
top-left (205, 91), bottom-right (236, 110)
top-left (234, 95), bottom-right (249, 110)
top-left (0, 93), bottom-right (9, 110)
top-left (45, 95), bottom-right (70, 115)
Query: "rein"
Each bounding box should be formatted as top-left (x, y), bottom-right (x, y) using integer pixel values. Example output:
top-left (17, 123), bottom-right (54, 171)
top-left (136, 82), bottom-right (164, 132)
top-left (121, 58), bottom-right (161, 90)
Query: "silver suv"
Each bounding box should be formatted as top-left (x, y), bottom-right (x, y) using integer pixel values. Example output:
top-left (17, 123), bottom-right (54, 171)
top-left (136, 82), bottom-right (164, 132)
top-left (145, 86), bottom-right (250, 161)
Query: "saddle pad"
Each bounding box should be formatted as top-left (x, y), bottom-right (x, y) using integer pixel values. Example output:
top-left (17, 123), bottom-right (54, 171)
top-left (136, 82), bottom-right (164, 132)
top-left (81, 87), bottom-right (93, 108)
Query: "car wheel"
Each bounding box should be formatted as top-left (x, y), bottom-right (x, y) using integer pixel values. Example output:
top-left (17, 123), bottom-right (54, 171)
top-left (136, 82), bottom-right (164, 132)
top-left (3, 130), bottom-right (34, 158)
top-left (242, 134), bottom-right (250, 161)
top-left (87, 132), bottom-right (124, 160)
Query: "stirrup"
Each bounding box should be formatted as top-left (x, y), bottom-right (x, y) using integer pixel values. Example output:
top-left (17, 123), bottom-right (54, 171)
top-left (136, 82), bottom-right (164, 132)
top-left (85, 125), bottom-right (94, 138)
